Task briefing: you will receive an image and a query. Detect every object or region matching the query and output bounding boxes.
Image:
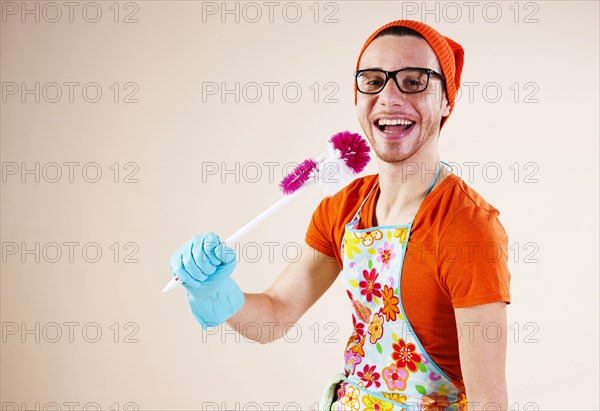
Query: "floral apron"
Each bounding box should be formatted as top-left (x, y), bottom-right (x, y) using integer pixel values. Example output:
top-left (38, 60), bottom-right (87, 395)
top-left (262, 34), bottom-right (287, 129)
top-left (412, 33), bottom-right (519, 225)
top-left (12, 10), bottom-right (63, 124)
top-left (329, 162), bottom-right (468, 411)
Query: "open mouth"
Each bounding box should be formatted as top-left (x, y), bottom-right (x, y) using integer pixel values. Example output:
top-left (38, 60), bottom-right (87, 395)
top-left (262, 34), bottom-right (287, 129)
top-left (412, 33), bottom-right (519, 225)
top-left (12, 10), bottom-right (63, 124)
top-left (375, 118), bottom-right (415, 134)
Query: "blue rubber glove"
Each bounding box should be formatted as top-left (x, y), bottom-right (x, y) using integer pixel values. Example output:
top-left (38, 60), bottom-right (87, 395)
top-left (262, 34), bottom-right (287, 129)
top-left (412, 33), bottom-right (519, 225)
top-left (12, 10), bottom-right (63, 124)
top-left (170, 233), bottom-right (244, 329)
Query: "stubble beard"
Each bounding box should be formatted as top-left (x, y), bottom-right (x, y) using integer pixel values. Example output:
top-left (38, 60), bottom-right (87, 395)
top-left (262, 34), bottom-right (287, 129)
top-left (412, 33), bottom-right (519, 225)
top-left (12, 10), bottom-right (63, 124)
top-left (365, 122), bottom-right (439, 165)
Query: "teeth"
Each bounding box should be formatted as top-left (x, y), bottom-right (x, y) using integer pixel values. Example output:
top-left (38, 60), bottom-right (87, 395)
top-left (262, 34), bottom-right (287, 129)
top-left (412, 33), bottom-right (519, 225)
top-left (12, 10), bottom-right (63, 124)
top-left (377, 119), bottom-right (413, 126)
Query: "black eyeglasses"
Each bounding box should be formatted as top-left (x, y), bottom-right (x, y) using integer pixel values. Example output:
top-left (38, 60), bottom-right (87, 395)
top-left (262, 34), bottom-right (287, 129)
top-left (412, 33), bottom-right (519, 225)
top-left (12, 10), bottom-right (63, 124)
top-left (354, 68), bottom-right (445, 95)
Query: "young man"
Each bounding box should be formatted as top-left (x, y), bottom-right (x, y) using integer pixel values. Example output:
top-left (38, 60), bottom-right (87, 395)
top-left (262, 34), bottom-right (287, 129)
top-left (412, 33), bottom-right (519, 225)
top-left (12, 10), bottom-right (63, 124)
top-left (170, 20), bottom-right (511, 411)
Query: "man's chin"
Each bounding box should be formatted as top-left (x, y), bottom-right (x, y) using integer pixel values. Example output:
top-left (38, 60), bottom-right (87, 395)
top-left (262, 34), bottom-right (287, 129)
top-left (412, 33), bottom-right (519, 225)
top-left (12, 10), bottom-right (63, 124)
top-left (367, 134), bottom-right (416, 164)
top-left (370, 146), bottom-right (414, 164)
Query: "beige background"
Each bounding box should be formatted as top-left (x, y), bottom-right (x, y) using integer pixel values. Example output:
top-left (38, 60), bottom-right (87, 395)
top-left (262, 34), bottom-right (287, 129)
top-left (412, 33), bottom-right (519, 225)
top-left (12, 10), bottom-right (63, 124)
top-left (2, 1), bottom-right (598, 409)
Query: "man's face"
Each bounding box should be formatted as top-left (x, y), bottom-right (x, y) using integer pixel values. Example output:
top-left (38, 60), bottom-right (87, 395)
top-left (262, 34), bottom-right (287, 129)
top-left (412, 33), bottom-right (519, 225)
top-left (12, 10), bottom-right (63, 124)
top-left (356, 35), bottom-right (450, 163)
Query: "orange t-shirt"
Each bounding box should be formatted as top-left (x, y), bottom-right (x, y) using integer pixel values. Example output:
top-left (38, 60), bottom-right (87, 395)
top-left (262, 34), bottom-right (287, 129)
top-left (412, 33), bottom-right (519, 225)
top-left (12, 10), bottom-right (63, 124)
top-left (305, 173), bottom-right (511, 391)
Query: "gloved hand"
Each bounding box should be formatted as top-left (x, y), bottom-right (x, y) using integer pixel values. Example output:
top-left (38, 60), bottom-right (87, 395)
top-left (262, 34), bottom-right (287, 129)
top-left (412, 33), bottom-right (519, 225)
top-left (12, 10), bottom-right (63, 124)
top-left (170, 233), bottom-right (244, 329)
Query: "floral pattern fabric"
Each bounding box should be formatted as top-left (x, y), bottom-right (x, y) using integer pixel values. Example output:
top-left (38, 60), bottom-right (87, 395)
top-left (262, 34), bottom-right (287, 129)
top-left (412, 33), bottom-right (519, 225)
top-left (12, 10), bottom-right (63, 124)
top-left (331, 174), bottom-right (466, 411)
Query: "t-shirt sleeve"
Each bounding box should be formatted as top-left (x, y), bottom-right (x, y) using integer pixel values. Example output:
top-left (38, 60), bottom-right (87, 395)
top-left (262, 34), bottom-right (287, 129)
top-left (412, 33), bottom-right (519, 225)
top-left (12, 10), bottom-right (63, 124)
top-left (305, 196), bottom-right (337, 259)
top-left (439, 206), bottom-right (512, 308)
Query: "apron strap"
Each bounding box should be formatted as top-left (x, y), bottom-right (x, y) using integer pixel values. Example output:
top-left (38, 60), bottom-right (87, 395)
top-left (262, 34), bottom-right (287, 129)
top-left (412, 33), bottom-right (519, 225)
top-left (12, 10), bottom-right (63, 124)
top-left (423, 160), bottom-right (447, 198)
top-left (351, 179), bottom-right (379, 222)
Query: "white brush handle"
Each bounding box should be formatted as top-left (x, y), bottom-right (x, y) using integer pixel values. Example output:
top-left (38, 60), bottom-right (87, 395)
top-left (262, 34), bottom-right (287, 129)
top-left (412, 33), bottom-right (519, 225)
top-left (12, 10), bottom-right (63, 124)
top-left (225, 183), bottom-right (309, 244)
top-left (162, 182), bottom-right (313, 293)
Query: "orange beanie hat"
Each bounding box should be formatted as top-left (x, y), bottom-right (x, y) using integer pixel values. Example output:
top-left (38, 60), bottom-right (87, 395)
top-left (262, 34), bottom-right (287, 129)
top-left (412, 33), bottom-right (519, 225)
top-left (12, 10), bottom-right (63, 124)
top-left (355, 20), bottom-right (464, 129)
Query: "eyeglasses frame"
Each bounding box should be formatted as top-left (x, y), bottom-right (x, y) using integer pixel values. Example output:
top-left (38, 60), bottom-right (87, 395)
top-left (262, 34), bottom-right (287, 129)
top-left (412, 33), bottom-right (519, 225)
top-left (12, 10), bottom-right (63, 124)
top-left (354, 67), bottom-right (446, 95)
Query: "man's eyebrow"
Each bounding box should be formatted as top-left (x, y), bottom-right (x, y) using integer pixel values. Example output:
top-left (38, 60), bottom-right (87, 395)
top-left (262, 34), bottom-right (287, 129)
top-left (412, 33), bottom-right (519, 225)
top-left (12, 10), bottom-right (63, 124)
top-left (357, 66), bottom-right (391, 71)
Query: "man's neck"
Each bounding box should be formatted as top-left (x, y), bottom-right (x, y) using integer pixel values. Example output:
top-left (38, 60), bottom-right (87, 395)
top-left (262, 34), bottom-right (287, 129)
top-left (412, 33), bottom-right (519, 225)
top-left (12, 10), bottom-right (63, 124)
top-left (374, 150), bottom-right (448, 226)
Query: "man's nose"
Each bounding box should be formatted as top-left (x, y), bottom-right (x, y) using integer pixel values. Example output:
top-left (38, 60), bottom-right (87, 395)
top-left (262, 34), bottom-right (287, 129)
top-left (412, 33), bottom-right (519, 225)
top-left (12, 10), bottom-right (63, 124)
top-left (378, 76), bottom-right (407, 106)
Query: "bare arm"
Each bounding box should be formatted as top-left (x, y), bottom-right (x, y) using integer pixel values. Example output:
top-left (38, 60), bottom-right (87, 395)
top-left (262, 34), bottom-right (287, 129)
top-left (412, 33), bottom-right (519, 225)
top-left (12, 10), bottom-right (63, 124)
top-left (226, 243), bottom-right (340, 344)
top-left (455, 302), bottom-right (508, 411)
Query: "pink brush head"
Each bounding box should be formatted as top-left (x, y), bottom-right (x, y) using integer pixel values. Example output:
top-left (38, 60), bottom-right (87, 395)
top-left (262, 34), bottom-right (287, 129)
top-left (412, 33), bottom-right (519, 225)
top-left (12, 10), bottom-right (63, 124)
top-left (280, 158), bottom-right (318, 195)
top-left (329, 131), bottom-right (371, 174)
top-left (279, 132), bottom-right (370, 195)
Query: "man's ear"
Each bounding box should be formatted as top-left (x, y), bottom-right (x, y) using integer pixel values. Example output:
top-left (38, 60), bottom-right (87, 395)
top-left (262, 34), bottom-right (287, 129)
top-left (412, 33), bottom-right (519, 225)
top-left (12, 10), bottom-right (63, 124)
top-left (441, 94), bottom-right (451, 118)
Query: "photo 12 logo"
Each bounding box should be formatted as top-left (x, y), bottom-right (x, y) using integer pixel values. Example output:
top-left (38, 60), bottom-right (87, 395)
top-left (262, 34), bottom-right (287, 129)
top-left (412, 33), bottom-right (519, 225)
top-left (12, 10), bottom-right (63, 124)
top-left (1, 402), bottom-right (140, 411)
top-left (399, 1), bottom-right (540, 24)
top-left (1, 82), bottom-right (139, 103)
top-left (1, 1), bottom-right (140, 24)
top-left (2, 241), bottom-right (140, 264)
top-left (2, 321), bottom-right (140, 344)
top-left (1, 162), bottom-right (140, 184)
top-left (201, 1), bottom-right (340, 24)
top-left (201, 81), bottom-right (339, 104)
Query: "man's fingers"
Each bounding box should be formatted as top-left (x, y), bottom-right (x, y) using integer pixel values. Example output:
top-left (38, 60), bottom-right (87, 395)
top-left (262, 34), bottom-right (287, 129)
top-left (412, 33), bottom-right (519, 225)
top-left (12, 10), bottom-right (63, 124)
top-left (170, 243), bottom-right (198, 284)
top-left (214, 242), bottom-right (236, 265)
top-left (184, 237), bottom-right (210, 280)
top-left (186, 236), bottom-right (217, 281)
top-left (203, 232), bottom-right (223, 266)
